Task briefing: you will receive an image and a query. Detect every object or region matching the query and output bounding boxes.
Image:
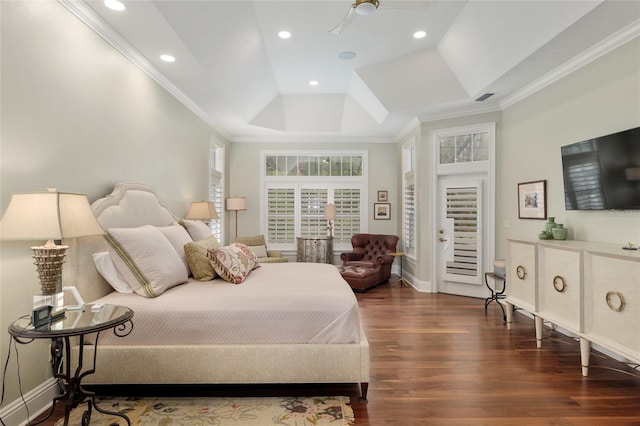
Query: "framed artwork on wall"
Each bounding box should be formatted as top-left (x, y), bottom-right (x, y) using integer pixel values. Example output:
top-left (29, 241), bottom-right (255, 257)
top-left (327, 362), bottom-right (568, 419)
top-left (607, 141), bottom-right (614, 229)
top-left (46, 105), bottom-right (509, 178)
top-left (518, 180), bottom-right (547, 219)
top-left (374, 203), bottom-right (391, 220)
top-left (377, 190), bottom-right (388, 202)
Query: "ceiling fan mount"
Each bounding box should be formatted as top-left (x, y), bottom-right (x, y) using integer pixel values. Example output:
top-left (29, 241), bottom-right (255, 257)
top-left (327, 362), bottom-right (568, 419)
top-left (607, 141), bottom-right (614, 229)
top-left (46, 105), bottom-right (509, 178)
top-left (354, 0), bottom-right (380, 16)
top-left (329, 0), bottom-right (433, 35)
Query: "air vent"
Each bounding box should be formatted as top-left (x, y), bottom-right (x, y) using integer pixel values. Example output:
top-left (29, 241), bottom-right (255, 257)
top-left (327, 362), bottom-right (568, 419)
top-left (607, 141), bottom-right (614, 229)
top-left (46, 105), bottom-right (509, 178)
top-left (475, 93), bottom-right (495, 102)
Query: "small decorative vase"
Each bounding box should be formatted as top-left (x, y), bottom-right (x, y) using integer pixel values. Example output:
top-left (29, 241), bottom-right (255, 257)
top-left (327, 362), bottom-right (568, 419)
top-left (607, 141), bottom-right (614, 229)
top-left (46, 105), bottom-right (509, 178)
top-left (544, 217), bottom-right (558, 235)
top-left (552, 224), bottom-right (568, 240)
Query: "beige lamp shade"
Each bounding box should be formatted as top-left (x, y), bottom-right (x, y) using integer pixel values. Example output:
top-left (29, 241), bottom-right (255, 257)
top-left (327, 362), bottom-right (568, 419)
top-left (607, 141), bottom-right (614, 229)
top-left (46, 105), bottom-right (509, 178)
top-left (185, 201), bottom-right (219, 220)
top-left (0, 190), bottom-right (104, 295)
top-left (226, 197), bottom-right (247, 211)
top-left (324, 203), bottom-right (337, 220)
top-left (0, 191), bottom-right (104, 241)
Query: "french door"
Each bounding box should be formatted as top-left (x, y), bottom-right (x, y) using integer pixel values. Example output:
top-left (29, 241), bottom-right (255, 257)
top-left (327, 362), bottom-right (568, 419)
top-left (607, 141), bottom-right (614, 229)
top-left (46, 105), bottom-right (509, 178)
top-left (437, 178), bottom-right (488, 297)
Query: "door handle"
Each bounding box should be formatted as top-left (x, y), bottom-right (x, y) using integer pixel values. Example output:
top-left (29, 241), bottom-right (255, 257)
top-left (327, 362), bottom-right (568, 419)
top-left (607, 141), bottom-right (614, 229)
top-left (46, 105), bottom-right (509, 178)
top-left (439, 237), bottom-right (447, 242)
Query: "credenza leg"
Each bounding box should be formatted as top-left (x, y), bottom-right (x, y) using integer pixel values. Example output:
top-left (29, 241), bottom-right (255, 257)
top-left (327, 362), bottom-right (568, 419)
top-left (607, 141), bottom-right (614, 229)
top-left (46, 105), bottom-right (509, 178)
top-left (535, 316), bottom-right (544, 349)
top-left (580, 338), bottom-right (591, 376)
top-left (505, 301), bottom-right (514, 330)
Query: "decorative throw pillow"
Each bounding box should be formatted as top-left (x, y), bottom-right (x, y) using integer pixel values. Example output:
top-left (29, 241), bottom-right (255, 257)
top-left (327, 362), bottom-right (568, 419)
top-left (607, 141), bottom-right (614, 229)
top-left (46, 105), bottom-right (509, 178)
top-left (105, 225), bottom-right (189, 297)
top-left (207, 243), bottom-right (259, 284)
top-left (157, 223), bottom-right (194, 275)
top-left (247, 244), bottom-right (268, 259)
top-left (180, 219), bottom-right (212, 242)
top-left (183, 236), bottom-right (221, 281)
top-left (92, 252), bottom-right (133, 293)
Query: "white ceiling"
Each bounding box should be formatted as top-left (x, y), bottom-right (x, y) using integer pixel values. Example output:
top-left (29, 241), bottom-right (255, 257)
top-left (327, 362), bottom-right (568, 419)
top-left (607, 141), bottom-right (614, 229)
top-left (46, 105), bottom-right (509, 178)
top-left (67, 0), bottom-right (640, 142)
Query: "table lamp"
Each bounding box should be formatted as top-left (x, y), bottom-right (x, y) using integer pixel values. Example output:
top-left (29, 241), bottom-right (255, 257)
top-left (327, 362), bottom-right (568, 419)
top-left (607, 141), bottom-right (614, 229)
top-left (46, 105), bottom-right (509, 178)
top-left (324, 203), bottom-right (336, 238)
top-left (185, 201), bottom-right (219, 222)
top-left (0, 189), bottom-right (104, 296)
top-left (226, 197), bottom-right (246, 240)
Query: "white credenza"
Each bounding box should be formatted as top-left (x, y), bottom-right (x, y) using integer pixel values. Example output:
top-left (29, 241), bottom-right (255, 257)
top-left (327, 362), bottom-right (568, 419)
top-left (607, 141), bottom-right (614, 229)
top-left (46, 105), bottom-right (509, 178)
top-left (296, 236), bottom-right (333, 264)
top-left (505, 238), bottom-right (640, 376)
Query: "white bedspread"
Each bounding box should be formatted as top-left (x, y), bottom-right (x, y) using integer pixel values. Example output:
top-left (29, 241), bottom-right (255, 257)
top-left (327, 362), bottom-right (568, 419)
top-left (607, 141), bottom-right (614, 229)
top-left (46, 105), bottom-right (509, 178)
top-left (93, 262), bottom-right (361, 345)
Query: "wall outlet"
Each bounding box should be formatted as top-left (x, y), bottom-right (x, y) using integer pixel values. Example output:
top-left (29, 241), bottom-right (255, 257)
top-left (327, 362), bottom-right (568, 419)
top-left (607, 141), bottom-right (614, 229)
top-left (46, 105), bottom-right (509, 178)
top-left (503, 219), bottom-right (511, 229)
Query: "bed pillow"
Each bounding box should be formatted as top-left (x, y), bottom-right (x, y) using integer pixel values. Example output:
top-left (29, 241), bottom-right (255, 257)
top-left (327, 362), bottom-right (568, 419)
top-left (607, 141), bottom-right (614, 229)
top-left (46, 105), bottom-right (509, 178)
top-left (180, 219), bottom-right (212, 242)
top-left (92, 252), bottom-right (133, 294)
top-left (247, 244), bottom-right (268, 259)
top-left (157, 223), bottom-right (194, 275)
top-left (207, 243), bottom-right (259, 284)
top-left (105, 225), bottom-right (189, 297)
top-left (183, 235), bottom-right (221, 281)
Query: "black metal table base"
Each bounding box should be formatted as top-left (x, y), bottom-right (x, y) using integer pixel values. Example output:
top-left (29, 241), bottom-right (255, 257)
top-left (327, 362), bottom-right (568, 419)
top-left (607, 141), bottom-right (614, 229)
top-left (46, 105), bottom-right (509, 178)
top-left (484, 273), bottom-right (506, 322)
top-left (20, 332), bottom-right (132, 426)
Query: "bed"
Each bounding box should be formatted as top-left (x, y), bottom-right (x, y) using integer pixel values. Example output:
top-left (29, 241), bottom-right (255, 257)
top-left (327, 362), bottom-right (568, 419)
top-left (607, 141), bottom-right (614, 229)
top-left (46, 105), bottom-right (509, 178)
top-left (63, 183), bottom-right (369, 399)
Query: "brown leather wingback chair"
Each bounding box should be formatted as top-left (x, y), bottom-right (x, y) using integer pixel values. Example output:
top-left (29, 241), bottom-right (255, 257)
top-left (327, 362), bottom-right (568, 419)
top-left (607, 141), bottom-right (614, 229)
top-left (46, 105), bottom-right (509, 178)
top-left (339, 234), bottom-right (399, 291)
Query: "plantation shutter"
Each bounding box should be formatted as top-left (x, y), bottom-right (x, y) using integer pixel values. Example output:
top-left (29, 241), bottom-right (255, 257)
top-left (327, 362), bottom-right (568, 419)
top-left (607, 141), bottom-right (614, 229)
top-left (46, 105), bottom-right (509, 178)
top-left (300, 188), bottom-right (328, 237)
top-left (267, 188), bottom-right (295, 244)
top-left (403, 183), bottom-right (415, 253)
top-left (208, 179), bottom-right (223, 242)
top-left (445, 185), bottom-right (481, 283)
top-left (334, 188), bottom-right (361, 243)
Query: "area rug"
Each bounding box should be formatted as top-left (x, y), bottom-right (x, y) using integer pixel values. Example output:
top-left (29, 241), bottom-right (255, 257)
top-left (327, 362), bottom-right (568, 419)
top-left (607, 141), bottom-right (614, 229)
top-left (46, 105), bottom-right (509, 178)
top-left (55, 396), bottom-right (354, 425)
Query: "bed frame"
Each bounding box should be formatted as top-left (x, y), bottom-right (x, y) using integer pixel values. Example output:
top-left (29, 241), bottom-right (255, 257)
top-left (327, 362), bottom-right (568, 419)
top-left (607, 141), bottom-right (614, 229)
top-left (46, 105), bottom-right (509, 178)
top-left (63, 183), bottom-right (369, 399)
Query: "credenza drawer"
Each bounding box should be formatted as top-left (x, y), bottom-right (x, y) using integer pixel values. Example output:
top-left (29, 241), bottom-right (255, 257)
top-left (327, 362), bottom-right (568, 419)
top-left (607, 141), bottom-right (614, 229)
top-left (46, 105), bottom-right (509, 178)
top-left (538, 246), bottom-right (582, 331)
top-left (586, 253), bottom-right (640, 355)
top-left (506, 241), bottom-right (537, 311)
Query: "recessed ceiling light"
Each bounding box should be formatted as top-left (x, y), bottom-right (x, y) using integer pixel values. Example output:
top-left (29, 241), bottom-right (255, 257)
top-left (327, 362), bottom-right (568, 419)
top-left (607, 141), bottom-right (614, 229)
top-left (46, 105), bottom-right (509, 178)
top-left (309, 80), bottom-right (319, 87)
top-left (160, 54), bottom-right (176, 63)
top-left (278, 31), bottom-right (292, 39)
top-left (104, 0), bottom-right (125, 11)
top-left (413, 30), bottom-right (427, 39)
top-left (338, 51), bottom-right (357, 60)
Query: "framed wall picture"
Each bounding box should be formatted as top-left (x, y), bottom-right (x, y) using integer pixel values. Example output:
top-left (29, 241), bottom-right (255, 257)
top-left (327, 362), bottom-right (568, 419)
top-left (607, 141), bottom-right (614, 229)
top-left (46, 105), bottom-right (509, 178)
top-left (374, 203), bottom-right (391, 220)
top-left (377, 190), bottom-right (388, 202)
top-left (518, 180), bottom-right (547, 219)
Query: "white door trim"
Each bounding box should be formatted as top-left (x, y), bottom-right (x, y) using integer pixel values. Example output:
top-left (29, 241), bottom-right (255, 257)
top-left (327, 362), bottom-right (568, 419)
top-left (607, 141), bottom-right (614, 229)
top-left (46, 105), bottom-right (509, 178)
top-left (429, 122), bottom-right (496, 296)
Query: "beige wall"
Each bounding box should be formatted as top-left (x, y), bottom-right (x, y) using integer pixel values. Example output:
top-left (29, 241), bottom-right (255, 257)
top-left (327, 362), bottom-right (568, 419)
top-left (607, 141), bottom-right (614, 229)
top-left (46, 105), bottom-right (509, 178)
top-left (1, 0), bottom-right (223, 406)
top-left (498, 37), bottom-right (640, 255)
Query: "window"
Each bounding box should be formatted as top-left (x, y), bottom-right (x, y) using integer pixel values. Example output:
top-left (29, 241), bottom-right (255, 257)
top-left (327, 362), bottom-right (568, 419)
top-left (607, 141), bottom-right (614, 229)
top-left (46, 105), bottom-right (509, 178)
top-left (262, 151), bottom-right (367, 250)
top-left (403, 140), bottom-right (416, 257)
top-left (438, 131), bottom-right (488, 165)
top-left (209, 140), bottom-right (225, 242)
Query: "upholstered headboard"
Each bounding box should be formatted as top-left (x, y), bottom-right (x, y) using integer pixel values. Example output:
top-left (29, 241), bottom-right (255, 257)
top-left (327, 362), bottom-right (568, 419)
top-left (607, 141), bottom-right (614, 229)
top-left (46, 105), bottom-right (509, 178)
top-left (63, 183), bottom-right (179, 303)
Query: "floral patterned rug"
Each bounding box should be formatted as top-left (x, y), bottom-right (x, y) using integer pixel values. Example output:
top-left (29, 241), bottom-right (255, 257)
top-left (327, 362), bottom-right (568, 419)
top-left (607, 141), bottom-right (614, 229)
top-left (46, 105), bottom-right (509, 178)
top-left (56, 396), bottom-right (354, 425)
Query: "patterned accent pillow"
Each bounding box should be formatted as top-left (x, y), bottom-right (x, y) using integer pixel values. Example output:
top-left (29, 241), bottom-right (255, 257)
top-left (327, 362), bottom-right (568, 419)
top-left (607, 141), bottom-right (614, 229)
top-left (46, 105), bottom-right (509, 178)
top-left (184, 236), bottom-right (221, 281)
top-left (207, 243), bottom-right (259, 284)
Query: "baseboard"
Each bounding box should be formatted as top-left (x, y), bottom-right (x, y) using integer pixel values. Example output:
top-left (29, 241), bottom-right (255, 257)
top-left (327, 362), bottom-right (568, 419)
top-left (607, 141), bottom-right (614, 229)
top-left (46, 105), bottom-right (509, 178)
top-left (0, 378), bottom-right (58, 426)
top-left (404, 273), bottom-right (434, 293)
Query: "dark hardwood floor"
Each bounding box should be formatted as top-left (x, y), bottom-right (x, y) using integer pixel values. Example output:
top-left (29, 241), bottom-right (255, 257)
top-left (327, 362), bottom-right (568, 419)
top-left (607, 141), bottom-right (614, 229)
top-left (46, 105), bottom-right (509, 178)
top-left (36, 278), bottom-right (640, 425)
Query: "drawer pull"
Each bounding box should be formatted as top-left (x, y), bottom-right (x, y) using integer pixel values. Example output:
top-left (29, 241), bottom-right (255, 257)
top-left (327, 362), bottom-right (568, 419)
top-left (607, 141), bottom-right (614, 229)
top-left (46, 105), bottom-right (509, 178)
top-left (516, 265), bottom-right (527, 280)
top-left (606, 291), bottom-right (626, 312)
top-left (553, 275), bottom-right (566, 293)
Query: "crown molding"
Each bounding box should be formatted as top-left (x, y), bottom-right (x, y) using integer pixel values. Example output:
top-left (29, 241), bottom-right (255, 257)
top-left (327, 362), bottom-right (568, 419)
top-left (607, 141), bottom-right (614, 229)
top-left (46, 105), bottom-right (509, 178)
top-left (501, 18), bottom-right (640, 110)
top-left (418, 103), bottom-right (502, 123)
top-left (57, 0), bottom-right (232, 141)
top-left (231, 133), bottom-right (396, 144)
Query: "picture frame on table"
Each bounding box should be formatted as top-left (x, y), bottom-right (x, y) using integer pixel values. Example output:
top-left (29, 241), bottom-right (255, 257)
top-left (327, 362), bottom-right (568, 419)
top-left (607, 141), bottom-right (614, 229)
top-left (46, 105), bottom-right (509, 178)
top-left (377, 190), bottom-right (388, 202)
top-left (374, 203), bottom-right (391, 220)
top-left (518, 180), bottom-right (547, 219)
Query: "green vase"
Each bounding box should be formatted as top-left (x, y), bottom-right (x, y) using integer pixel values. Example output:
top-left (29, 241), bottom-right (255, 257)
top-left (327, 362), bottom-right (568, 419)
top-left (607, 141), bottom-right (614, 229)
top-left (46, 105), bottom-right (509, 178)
top-left (544, 217), bottom-right (558, 235)
top-left (552, 224), bottom-right (568, 240)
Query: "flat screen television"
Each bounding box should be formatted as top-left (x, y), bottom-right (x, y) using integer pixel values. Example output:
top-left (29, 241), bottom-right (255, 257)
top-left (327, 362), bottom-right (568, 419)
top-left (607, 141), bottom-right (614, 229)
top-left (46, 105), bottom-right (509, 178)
top-left (561, 126), bottom-right (640, 210)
